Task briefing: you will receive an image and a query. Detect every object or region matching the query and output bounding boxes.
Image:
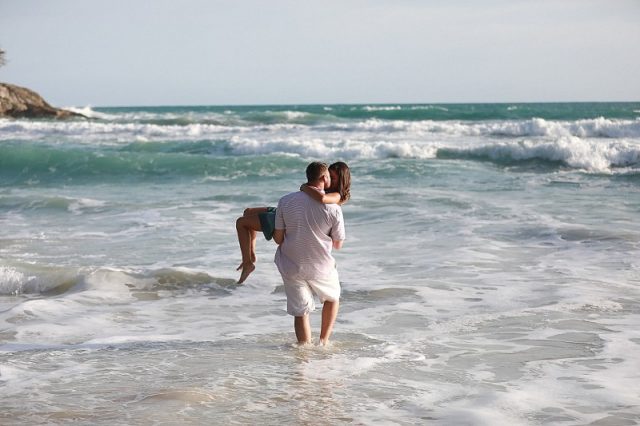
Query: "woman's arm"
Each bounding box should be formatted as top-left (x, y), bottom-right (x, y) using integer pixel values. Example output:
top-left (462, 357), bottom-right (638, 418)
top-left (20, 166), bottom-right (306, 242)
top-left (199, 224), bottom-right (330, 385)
top-left (273, 229), bottom-right (285, 245)
top-left (300, 184), bottom-right (342, 204)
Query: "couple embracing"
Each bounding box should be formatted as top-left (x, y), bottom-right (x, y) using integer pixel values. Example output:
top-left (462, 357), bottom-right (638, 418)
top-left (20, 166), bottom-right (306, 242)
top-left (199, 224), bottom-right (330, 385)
top-left (235, 161), bottom-right (351, 345)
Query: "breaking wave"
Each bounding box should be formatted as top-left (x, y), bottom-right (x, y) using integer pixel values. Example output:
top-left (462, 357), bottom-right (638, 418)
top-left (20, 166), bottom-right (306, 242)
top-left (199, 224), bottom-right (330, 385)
top-left (0, 265), bottom-right (81, 295)
top-left (438, 137), bottom-right (640, 172)
top-left (1, 134), bottom-right (639, 185)
top-left (0, 264), bottom-right (236, 296)
top-left (2, 115), bottom-right (640, 143)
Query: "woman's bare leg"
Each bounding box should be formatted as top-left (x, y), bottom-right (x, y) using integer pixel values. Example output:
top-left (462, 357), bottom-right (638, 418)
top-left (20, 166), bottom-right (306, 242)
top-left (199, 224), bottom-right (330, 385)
top-left (235, 210), bottom-right (265, 284)
top-left (243, 207), bottom-right (268, 263)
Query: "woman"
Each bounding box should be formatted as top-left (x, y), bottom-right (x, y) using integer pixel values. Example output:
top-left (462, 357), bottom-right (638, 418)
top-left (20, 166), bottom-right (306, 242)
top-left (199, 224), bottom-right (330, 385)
top-left (235, 161), bottom-right (351, 284)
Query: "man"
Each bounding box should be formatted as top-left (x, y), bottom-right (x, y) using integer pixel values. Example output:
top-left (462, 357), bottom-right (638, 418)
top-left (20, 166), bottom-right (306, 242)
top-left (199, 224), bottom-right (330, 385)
top-left (272, 162), bottom-right (346, 345)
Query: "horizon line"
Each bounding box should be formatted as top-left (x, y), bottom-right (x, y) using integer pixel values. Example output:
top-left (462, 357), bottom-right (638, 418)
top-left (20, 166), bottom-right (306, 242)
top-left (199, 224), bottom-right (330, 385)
top-left (65, 100), bottom-right (640, 109)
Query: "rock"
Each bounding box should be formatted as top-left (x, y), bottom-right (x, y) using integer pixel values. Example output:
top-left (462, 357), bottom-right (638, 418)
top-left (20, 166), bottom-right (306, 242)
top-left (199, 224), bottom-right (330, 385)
top-left (0, 82), bottom-right (84, 119)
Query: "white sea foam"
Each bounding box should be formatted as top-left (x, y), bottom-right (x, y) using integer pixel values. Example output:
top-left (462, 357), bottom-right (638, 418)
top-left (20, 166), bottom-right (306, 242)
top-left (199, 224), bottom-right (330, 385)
top-left (280, 111), bottom-right (308, 120)
top-left (411, 105), bottom-right (449, 111)
top-left (445, 137), bottom-right (640, 172)
top-left (0, 195), bottom-right (108, 215)
top-left (300, 354), bottom-right (385, 381)
top-left (224, 133), bottom-right (639, 172)
top-left (4, 115), bottom-right (639, 144)
top-left (362, 105), bottom-right (403, 111)
top-left (336, 117), bottom-right (640, 139)
top-left (2, 120), bottom-right (637, 172)
top-left (67, 197), bottom-right (107, 215)
top-left (0, 265), bottom-right (79, 295)
top-left (226, 135), bottom-right (440, 160)
top-left (0, 120), bottom-right (234, 144)
top-left (0, 267), bottom-right (32, 295)
top-left (63, 106), bottom-right (114, 120)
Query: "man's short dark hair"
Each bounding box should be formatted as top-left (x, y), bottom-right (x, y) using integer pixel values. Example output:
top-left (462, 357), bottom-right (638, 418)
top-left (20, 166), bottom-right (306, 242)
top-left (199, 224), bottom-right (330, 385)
top-left (306, 162), bottom-right (329, 183)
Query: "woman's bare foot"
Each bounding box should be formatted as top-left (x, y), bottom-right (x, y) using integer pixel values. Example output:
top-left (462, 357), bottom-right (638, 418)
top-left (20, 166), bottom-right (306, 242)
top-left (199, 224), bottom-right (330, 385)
top-left (237, 262), bottom-right (256, 284)
top-left (237, 253), bottom-right (256, 272)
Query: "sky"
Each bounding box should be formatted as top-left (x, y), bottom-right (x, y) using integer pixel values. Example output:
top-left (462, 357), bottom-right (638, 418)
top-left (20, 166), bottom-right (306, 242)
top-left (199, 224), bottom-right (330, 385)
top-left (1, 0), bottom-right (639, 106)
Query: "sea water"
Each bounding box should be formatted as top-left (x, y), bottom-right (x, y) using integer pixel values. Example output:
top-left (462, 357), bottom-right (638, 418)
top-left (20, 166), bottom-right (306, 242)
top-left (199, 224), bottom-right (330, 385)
top-left (1, 103), bottom-right (639, 425)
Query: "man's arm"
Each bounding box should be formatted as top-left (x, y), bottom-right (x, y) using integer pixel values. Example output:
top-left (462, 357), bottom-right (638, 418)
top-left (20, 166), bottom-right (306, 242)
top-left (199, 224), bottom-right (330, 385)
top-left (273, 229), bottom-right (285, 245)
top-left (332, 239), bottom-right (343, 250)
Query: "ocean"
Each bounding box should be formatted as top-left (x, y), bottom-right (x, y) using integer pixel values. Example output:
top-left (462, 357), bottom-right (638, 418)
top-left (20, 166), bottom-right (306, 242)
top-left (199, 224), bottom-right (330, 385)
top-left (1, 103), bottom-right (639, 425)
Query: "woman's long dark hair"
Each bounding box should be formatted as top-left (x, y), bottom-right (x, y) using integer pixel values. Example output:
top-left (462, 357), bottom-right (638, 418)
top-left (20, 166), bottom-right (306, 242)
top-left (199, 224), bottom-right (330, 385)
top-left (329, 161), bottom-right (351, 204)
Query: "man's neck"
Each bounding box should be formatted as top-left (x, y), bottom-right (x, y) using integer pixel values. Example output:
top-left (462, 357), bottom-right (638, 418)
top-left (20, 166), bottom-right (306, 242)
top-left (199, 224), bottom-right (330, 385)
top-left (307, 181), bottom-right (325, 192)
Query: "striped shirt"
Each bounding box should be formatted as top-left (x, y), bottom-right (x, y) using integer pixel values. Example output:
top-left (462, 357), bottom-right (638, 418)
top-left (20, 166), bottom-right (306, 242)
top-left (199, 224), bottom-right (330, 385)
top-left (274, 190), bottom-right (346, 280)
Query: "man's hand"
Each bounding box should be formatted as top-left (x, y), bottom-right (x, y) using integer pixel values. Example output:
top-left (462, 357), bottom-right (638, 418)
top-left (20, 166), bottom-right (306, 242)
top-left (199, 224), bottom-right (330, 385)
top-left (332, 239), bottom-right (343, 250)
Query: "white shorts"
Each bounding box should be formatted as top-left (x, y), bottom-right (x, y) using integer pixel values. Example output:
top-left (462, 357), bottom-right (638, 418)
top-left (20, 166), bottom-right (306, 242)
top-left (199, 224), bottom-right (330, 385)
top-left (283, 268), bottom-right (341, 316)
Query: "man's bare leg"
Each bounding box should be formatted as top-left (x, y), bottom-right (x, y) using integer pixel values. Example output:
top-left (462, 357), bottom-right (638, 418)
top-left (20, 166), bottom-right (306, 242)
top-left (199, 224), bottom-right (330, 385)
top-left (319, 300), bottom-right (339, 345)
top-left (294, 315), bottom-right (312, 344)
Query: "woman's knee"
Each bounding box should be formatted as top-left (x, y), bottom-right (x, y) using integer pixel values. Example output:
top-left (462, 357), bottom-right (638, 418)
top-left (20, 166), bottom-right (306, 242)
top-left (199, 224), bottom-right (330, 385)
top-left (236, 216), bottom-right (247, 229)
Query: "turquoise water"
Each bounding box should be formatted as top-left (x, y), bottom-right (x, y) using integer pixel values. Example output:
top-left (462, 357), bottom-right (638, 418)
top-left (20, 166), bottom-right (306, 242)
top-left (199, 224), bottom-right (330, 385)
top-left (102, 102), bottom-right (640, 121)
top-left (1, 103), bottom-right (640, 424)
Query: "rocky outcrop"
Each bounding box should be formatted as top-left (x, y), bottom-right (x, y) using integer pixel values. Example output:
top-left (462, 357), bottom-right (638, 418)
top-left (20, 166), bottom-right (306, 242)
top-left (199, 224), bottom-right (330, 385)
top-left (0, 83), bottom-right (83, 119)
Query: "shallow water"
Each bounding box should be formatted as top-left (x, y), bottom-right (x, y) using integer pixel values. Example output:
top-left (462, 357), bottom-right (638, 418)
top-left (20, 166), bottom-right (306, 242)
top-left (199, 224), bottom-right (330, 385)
top-left (1, 104), bottom-right (640, 424)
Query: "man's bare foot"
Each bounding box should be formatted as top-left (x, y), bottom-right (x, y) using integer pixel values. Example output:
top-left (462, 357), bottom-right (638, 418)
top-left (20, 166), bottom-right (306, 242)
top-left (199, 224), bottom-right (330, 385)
top-left (237, 262), bottom-right (255, 284)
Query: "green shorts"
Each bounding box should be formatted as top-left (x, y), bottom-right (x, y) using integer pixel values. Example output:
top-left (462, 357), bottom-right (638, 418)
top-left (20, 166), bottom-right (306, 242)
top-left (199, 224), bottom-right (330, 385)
top-left (258, 207), bottom-right (277, 241)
